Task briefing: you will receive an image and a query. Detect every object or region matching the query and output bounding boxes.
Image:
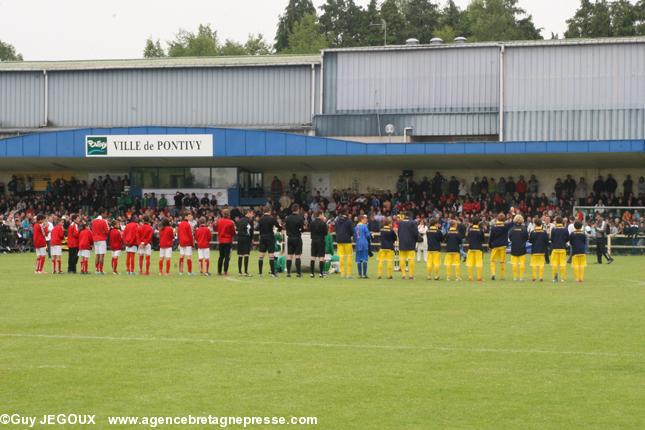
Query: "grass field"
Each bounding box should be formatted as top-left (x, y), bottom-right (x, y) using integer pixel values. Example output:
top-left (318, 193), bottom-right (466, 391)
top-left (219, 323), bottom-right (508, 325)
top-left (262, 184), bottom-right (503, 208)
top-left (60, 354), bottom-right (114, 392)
top-left (0, 252), bottom-right (644, 429)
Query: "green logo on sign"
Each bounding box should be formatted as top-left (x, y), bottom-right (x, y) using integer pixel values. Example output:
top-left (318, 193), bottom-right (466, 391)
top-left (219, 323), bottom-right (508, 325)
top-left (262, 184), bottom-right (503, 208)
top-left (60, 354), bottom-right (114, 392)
top-left (87, 137), bottom-right (108, 155)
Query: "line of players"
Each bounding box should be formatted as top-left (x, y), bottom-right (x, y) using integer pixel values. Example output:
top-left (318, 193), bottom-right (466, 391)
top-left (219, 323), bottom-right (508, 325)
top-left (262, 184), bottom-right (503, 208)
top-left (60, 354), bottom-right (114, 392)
top-left (338, 209), bottom-right (588, 283)
top-left (31, 204), bottom-right (330, 278)
top-left (31, 204), bottom-right (588, 282)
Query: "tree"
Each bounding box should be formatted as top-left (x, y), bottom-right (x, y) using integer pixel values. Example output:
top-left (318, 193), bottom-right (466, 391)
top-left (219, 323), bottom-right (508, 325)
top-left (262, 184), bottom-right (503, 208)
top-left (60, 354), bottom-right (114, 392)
top-left (403, 0), bottom-right (441, 43)
top-left (564, 0), bottom-right (611, 38)
top-left (244, 34), bottom-right (272, 55)
top-left (362, 0), bottom-right (385, 45)
top-left (283, 13), bottom-right (328, 54)
top-left (464, 0), bottom-right (542, 41)
top-left (220, 39), bottom-right (248, 56)
top-left (610, 0), bottom-right (639, 36)
top-left (319, 0), bottom-right (365, 47)
top-left (0, 40), bottom-right (23, 61)
top-left (275, 0), bottom-right (316, 52)
top-left (379, 0), bottom-right (406, 44)
top-left (143, 38), bottom-right (165, 58)
top-left (167, 24), bottom-right (220, 57)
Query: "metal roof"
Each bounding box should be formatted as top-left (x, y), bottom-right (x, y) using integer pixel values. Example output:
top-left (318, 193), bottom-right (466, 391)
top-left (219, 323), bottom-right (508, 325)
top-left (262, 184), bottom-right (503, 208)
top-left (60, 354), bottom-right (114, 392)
top-left (322, 36), bottom-right (645, 53)
top-left (0, 54), bottom-right (321, 72)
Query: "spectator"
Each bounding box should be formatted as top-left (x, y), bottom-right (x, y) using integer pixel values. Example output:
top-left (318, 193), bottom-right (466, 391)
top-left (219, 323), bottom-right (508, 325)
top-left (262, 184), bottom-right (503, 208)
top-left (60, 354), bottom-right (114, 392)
top-left (605, 174), bottom-right (618, 195)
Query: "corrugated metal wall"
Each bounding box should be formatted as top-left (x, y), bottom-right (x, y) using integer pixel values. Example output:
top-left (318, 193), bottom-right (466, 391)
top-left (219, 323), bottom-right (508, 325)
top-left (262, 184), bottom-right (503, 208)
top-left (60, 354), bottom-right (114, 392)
top-left (504, 43), bottom-right (645, 140)
top-left (47, 66), bottom-right (316, 127)
top-left (0, 72), bottom-right (44, 128)
top-left (314, 113), bottom-right (498, 137)
top-left (324, 48), bottom-right (499, 114)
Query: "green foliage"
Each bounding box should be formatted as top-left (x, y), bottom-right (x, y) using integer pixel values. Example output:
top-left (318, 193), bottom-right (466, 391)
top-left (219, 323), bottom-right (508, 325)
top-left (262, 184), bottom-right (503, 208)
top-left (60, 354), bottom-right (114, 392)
top-left (379, 0), bottom-right (407, 44)
top-left (275, 0), bottom-right (316, 52)
top-left (244, 34), bottom-right (272, 56)
top-left (402, 0), bottom-right (441, 43)
top-left (283, 13), bottom-right (328, 54)
top-left (565, 0), bottom-right (612, 38)
top-left (319, 0), bottom-right (365, 47)
top-left (167, 24), bottom-right (220, 57)
top-left (220, 39), bottom-right (248, 56)
top-left (0, 40), bottom-right (23, 61)
top-left (143, 38), bottom-right (165, 58)
top-left (464, 0), bottom-right (542, 42)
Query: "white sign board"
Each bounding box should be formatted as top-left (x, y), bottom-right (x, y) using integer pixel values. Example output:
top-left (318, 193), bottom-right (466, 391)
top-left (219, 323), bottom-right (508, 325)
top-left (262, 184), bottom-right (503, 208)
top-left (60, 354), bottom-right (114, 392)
top-left (142, 188), bottom-right (228, 206)
top-left (86, 135), bottom-right (213, 157)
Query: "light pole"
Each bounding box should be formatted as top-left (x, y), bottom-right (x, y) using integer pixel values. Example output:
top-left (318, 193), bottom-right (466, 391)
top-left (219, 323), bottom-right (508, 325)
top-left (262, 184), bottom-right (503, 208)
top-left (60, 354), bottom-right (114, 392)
top-left (369, 19), bottom-right (387, 46)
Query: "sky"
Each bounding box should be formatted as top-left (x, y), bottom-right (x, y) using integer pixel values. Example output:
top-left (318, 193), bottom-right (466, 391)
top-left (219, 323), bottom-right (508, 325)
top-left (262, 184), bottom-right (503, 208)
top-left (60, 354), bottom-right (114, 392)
top-left (0, 0), bottom-right (581, 61)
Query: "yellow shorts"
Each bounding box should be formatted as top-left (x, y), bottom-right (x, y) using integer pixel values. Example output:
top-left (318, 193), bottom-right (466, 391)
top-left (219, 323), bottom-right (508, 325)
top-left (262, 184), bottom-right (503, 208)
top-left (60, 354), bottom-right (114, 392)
top-left (399, 250), bottom-right (416, 261)
top-left (337, 243), bottom-right (353, 257)
top-left (490, 246), bottom-right (507, 263)
top-left (530, 254), bottom-right (545, 267)
top-left (444, 252), bottom-right (460, 266)
top-left (510, 255), bottom-right (525, 266)
top-left (550, 249), bottom-right (567, 267)
top-left (572, 254), bottom-right (587, 268)
top-left (378, 249), bottom-right (394, 262)
top-left (466, 250), bottom-right (483, 267)
top-left (427, 251), bottom-right (441, 267)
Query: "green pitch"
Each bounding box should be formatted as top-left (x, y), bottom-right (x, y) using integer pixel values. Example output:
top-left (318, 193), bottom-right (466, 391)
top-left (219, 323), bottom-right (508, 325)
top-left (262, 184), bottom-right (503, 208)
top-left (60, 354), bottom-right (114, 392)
top-left (1, 253), bottom-right (644, 429)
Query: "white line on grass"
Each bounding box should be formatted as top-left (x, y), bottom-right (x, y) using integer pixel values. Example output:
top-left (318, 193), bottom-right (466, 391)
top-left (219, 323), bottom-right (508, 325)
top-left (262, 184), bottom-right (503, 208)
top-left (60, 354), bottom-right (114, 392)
top-left (0, 333), bottom-right (640, 358)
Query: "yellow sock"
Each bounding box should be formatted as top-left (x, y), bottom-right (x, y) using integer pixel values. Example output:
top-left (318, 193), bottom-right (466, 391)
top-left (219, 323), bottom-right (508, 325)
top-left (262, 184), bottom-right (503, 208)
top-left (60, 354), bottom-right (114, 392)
top-left (490, 263), bottom-right (496, 277)
top-left (434, 265), bottom-right (440, 278)
top-left (477, 267), bottom-right (482, 281)
top-left (539, 265), bottom-right (544, 280)
top-left (377, 259), bottom-right (383, 277)
top-left (347, 259), bottom-right (353, 277)
top-left (339, 257), bottom-right (345, 277)
top-left (500, 264), bottom-right (506, 280)
top-left (519, 264), bottom-right (525, 280)
top-left (455, 265), bottom-right (461, 279)
top-left (579, 267), bottom-right (584, 282)
top-left (532, 266), bottom-right (537, 280)
top-left (559, 266), bottom-right (566, 281)
top-left (512, 264), bottom-right (518, 279)
top-left (409, 259), bottom-right (416, 278)
top-left (400, 259), bottom-right (407, 277)
top-left (467, 266), bottom-right (473, 280)
top-left (573, 266), bottom-right (579, 282)
top-left (552, 266), bottom-right (558, 279)
top-left (387, 260), bottom-right (393, 278)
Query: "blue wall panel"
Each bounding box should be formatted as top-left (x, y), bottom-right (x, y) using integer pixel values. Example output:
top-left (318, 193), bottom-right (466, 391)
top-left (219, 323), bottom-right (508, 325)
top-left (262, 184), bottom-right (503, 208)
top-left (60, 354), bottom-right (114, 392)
top-left (23, 134), bottom-right (40, 157)
top-left (265, 133), bottom-right (286, 156)
top-left (39, 132), bottom-right (57, 157)
top-left (224, 129), bottom-right (246, 156)
top-left (245, 131), bottom-right (267, 156)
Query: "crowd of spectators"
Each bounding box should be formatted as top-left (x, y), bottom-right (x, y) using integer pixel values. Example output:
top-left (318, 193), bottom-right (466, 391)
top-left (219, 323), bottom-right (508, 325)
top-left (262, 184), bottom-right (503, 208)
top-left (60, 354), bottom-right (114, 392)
top-left (1, 172), bottom-right (644, 253)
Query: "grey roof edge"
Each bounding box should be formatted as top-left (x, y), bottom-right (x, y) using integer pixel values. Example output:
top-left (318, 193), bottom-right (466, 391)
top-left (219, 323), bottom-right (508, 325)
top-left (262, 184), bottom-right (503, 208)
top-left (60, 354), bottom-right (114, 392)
top-left (0, 54), bottom-right (321, 72)
top-left (322, 36), bottom-right (645, 54)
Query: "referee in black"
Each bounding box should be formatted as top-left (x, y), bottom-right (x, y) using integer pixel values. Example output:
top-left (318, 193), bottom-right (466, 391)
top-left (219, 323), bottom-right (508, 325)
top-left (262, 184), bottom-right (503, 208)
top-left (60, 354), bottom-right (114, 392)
top-left (595, 215), bottom-right (614, 264)
top-left (309, 210), bottom-right (328, 278)
top-left (235, 209), bottom-right (254, 276)
top-left (257, 206), bottom-right (281, 277)
top-left (285, 203), bottom-right (305, 277)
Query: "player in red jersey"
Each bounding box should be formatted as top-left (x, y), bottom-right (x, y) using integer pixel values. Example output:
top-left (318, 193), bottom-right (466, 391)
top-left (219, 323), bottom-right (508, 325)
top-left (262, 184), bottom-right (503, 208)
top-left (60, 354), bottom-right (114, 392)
top-left (50, 216), bottom-right (65, 274)
top-left (158, 218), bottom-right (175, 275)
top-left (32, 214), bottom-right (48, 274)
top-left (177, 212), bottom-right (195, 275)
top-left (91, 212), bottom-right (110, 274)
top-left (136, 216), bottom-right (154, 275)
top-left (123, 216), bottom-right (139, 275)
top-left (78, 223), bottom-right (94, 274)
top-left (108, 220), bottom-right (123, 274)
top-left (215, 209), bottom-right (236, 276)
top-left (195, 217), bottom-right (212, 276)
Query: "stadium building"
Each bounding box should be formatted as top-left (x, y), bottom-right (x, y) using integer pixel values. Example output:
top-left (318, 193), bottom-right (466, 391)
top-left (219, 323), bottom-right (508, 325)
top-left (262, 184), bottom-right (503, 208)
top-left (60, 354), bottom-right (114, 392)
top-left (1, 37), bottom-right (644, 205)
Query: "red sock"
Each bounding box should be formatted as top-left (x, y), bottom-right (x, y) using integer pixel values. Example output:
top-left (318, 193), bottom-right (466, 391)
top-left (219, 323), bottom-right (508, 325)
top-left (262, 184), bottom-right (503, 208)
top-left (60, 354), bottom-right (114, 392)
top-left (113, 257), bottom-right (118, 272)
top-left (205, 258), bottom-right (209, 273)
top-left (199, 259), bottom-right (203, 273)
top-left (129, 253), bottom-right (134, 272)
top-left (139, 255), bottom-right (144, 272)
top-left (166, 259), bottom-right (171, 274)
top-left (57, 259), bottom-right (61, 272)
top-left (186, 259), bottom-right (192, 273)
top-left (145, 256), bottom-right (150, 274)
top-left (179, 257), bottom-right (184, 273)
top-left (99, 260), bottom-right (103, 272)
top-left (52, 259), bottom-right (56, 273)
top-left (41, 256), bottom-right (46, 272)
top-left (159, 260), bottom-right (164, 273)
top-left (36, 257), bottom-right (41, 272)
